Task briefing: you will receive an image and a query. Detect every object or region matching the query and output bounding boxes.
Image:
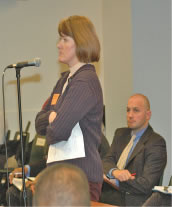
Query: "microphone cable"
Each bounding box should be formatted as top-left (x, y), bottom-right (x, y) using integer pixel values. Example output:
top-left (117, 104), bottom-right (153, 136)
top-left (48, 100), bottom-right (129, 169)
top-left (2, 67), bottom-right (11, 206)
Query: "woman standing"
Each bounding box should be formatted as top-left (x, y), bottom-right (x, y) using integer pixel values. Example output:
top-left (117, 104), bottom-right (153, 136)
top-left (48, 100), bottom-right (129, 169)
top-left (35, 15), bottom-right (103, 201)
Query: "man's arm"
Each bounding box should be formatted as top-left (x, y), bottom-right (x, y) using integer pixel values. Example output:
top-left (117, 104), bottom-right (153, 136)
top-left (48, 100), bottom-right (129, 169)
top-left (102, 128), bottom-right (134, 189)
top-left (9, 167), bottom-right (28, 184)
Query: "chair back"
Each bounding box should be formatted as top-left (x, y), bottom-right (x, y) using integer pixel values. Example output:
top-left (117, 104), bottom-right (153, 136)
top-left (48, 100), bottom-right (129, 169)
top-left (28, 134), bottom-right (48, 164)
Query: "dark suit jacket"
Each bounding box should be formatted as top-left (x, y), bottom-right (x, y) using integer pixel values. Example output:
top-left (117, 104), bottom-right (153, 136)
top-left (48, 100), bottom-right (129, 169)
top-left (29, 158), bottom-right (47, 177)
top-left (102, 125), bottom-right (167, 206)
top-left (99, 133), bottom-right (110, 160)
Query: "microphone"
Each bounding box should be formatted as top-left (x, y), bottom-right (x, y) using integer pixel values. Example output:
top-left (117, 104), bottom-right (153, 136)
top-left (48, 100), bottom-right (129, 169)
top-left (6, 58), bottom-right (41, 69)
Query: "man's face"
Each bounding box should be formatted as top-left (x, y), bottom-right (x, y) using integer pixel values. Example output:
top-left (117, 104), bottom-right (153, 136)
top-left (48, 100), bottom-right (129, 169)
top-left (127, 96), bottom-right (151, 133)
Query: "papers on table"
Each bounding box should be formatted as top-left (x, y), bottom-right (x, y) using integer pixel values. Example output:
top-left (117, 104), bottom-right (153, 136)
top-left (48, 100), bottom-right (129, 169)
top-left (153, 186), bottom-right (172, 195)
top-left (47, 123), bottom-right (85, 163)
top-left (12, 177), bottom-right (35, 191)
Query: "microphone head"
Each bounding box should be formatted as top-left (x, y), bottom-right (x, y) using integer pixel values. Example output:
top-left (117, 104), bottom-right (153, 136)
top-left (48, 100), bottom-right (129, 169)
top-left (34, 58), bottom-right (41, 67)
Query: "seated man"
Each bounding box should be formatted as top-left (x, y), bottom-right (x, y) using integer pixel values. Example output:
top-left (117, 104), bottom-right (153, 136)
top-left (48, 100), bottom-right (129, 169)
top-left (100, 93), bottom-right (167, 206)
top-left (33, 163), bottom-right (90, 206)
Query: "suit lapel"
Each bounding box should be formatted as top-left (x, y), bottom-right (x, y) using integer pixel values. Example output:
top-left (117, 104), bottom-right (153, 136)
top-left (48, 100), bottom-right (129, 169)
top-left (117, 130), bottom-right (132, 157)
top-left (126, 125), bottom-right (153, 167)
top-left (122, 133), bottom-right (132, 149)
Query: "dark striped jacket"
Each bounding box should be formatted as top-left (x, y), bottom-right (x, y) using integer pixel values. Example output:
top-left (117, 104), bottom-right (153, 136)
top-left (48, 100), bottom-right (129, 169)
top-left (35, 64), bottom-right (103, 183)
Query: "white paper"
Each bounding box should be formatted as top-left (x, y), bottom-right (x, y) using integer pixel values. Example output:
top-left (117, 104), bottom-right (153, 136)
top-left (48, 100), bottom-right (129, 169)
top-left (12, 177), bottom-right (35, 191)
top-left (153, 186), bottom-right (172, 194)
top-left (47, 123), bottom-right (85, 163)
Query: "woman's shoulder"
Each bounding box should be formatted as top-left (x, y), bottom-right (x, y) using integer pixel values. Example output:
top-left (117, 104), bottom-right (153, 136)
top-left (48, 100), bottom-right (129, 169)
top-left (74, 64), bottom-right (98, 81)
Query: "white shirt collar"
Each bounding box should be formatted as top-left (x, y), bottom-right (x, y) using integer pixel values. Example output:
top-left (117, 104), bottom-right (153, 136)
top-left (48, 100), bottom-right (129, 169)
top-left (69, 62), bottom-right (86, 76)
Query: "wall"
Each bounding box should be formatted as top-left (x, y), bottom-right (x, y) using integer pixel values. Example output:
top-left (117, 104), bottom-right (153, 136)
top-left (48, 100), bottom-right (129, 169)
top-left (131, 0), bottom-right (171, 185)
top-left (103, 0), bottom-right (133, 143)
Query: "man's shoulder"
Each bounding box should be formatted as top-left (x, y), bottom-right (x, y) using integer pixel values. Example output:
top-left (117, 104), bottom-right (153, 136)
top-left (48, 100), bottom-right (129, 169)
top-left (147, 126), bottom-right (166, 143)
top-left (114, 127), bottom-right (131, 136)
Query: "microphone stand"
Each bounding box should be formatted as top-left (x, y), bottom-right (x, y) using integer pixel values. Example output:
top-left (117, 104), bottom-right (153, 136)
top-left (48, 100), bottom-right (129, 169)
top-left (16, 68), bottom-right (27, 207)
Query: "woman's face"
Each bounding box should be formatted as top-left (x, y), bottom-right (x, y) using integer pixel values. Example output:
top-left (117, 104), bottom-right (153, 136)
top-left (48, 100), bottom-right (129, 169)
top-left (57, 34), bottom-right (79, 67)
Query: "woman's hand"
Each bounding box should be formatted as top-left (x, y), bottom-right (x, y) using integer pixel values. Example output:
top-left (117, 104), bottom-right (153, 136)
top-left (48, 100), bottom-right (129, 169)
top-left (49, 111), bottom-right (57, 123)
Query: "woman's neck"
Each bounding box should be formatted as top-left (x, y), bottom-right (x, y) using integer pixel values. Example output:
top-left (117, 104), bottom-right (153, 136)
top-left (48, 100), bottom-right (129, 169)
top-left (69, 62), bottom-right (86, 76)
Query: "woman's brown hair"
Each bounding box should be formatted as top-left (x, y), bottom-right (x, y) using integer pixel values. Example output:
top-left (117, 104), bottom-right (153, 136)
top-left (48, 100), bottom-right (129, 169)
top-left (58, 15), bottom-right (100, 63)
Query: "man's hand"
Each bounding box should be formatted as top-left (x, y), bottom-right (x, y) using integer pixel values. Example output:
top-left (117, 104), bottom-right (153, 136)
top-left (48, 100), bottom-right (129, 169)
top-left (25, 180), bottom-right (36, 194)
top-left (27, 171), bottom-right (42, 194)
top-left (9, 167), bottom-right (28, 184)
top-left (49, 111), bottom-right (57, 123)
top-left (112, 169), bottom-right (135, 182)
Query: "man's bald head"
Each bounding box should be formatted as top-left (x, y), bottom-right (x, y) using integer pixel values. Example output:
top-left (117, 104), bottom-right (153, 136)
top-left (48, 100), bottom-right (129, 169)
top-left (33, 163), bottom-right (90, 206)
top-left (129, 93), bottom-right (150, 110)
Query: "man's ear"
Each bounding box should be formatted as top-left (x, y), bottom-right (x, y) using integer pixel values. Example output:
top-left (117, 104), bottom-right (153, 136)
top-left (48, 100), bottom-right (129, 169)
top-left (146, 110), bottom-right (152, 120)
